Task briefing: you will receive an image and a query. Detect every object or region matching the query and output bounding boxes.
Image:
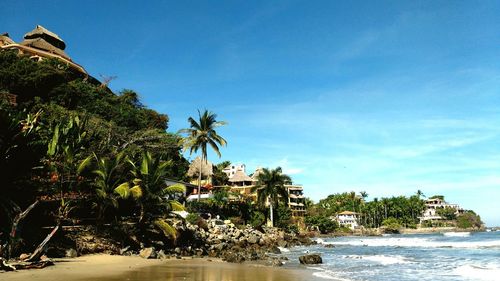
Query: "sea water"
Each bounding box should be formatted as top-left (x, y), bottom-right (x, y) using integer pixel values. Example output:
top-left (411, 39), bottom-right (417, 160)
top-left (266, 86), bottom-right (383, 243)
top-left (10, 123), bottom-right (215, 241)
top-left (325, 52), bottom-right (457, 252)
top-left (281, 231), bottom-right (500, 281)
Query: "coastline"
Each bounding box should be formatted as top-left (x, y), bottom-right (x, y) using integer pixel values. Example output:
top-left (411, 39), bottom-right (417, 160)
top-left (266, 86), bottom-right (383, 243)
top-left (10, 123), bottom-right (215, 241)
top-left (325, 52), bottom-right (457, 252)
top-left (0, 254), bottom-right (319, 281)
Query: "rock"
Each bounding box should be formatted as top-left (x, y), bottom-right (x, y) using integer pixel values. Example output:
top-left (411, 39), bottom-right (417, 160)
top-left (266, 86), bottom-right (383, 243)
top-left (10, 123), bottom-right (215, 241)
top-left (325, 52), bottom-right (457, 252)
top-left (65, 248), bottom-right (78, 258)
top-left (324, 244), bottom-right (335, 248)
top-left (268, 246), bottom-right (281, 254)
top-left (120, 246), bottom-right (130, 255)
top-left (139, 247), bottom-right (157, 259)
top-left (266, 258), bottom-right (284, 267)
top-left (222, 252), bottom-right (245, 263)
top-left (277, 240), bottom-right (288, 248)
top-left (157, 250), bottom-right (168, 259)
top-left (299, 254), bottom-right (322, 264)
top-left (174, 247), bottom-right (181, 255)
top-left (248, 235), bottom-right (259, 244)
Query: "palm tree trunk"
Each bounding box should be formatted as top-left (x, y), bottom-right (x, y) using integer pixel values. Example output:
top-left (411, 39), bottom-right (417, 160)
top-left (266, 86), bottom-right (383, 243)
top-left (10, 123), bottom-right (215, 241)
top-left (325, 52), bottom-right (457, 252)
top-left (269, 198), bottom-right (274, 227)
top-left (198, 156), bottom-right (202, 201)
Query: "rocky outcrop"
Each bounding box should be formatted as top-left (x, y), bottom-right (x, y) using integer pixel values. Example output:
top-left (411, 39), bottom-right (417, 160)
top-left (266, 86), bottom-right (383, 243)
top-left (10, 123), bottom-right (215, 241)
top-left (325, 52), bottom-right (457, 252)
top-left (299, 254), bottom-right (322, 264)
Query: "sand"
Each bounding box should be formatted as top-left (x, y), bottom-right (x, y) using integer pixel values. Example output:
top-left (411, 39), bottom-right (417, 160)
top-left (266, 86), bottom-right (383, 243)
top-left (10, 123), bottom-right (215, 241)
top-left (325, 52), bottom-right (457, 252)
top-left (0, 254), bottom-right (318, 281)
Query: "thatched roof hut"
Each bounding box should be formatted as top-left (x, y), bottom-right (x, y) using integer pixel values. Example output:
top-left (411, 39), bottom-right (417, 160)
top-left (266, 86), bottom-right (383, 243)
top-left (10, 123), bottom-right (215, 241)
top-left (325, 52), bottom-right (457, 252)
top-left (24, 25), bottom-right (66, 50)
top-left (187, 156), bottom-right (213, 178)
top-left (0, 33), bottom-right (15, 46)
top-left (21, 25), bottom-right (70, 60)
top-left (228, 170), bottom-right (254, 184)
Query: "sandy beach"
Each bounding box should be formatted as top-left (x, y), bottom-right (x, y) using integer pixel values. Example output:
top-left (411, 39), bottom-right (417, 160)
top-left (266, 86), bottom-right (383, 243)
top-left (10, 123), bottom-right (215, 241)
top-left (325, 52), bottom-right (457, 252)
top-left (0, 254), bottom-right (317, 281)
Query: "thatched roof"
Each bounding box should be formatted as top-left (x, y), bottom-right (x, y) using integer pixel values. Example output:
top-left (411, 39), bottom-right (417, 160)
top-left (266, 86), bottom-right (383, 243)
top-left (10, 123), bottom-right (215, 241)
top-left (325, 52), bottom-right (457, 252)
top-left (251, 167), bottom-right (263, 181)
top-left (20, 38), bottom-right (70, 59)
top-left (24, 25), bottom-right (66, 50)
top-left (187, 156), bottom-right (213, 177)
top-left (228, 170), bottom-right (254, 183)
top-left (0, 33), bottom-right (15, 46)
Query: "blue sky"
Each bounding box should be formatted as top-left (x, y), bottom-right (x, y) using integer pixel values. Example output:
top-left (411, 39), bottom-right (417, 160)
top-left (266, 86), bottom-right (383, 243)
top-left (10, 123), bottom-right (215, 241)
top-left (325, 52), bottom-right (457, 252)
top-left (2, 1), bottom-right (500, 226)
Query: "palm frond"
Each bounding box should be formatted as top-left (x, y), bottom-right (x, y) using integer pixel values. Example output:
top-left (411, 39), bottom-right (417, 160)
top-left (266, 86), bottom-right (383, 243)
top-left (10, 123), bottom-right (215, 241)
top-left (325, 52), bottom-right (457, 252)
top-left (129, 185), bottom-right (143, 199)
top-left (168, 200), bottom-right (185, 211)
top-left (154, 219), bottom-right (177, 239)
top-left (77, 155), bottom-right (93, 175)
top-left (163, 183), bottom-right (186, 195)
top-left (114, 182), bottom-right (130, 199)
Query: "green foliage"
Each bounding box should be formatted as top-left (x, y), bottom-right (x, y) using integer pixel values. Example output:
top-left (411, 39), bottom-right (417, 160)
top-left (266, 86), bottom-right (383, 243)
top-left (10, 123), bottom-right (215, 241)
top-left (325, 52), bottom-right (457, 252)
top-left (429, 195), bottom-right (445, 200)
top-left (250, 211), bottom-right (266, 228)
top-left (186, 213), bottom-right (200, 225)
top-left (456, 211), bottom-right (483, 229)
top-left (436, 206), bottom-right (457, 220)
top-left (275, 203), bottom-right (292, 229)
top-left (304, 215), bottom-right (338, 234)
top-left (382, 217), bottom-right (401, 233)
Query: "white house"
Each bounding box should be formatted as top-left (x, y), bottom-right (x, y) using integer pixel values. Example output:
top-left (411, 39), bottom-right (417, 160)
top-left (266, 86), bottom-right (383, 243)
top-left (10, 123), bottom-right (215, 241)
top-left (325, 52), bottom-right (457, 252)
top-left (333, 211), bottom-right (359, 229)
top-left (419, 197), bottom-right (464, 222)
top-left (223, 164), bottom-right (246, 179)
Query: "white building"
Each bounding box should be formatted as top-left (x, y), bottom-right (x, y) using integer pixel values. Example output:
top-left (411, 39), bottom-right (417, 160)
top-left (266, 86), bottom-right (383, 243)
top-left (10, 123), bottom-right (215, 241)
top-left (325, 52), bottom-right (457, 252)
top-left (223, 164), bottom-right (246, 179)
top-left (419, 197), bottom-right (464, 222)
top-left (333, 211), bottom-right (359, 229)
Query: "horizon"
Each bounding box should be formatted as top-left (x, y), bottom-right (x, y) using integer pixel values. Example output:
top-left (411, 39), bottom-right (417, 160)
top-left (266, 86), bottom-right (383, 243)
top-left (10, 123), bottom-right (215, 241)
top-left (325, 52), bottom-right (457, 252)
top-left (2, 1), bottom-right (499, 226)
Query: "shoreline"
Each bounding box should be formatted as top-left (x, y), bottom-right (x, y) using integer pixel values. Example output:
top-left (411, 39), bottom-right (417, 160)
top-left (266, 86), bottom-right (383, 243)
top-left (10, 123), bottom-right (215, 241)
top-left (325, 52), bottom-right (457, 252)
top-left (0, 254), bottom-right (319, 281)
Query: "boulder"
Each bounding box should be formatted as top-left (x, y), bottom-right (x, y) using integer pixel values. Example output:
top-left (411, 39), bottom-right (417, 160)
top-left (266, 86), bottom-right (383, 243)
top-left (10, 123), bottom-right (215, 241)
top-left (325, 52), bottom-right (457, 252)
top-left (65, 248), bottom-right (78, 258)
top-left (139, 247), bottom-right (157, 259)
top-left (299, 254), bottom-right (322, 264)
top-left (268, 246), bottom-right (281, 254)
top-left (266, 258), bottom-right (284, 267)
top-left (222, 252), bottom-right (245, 263)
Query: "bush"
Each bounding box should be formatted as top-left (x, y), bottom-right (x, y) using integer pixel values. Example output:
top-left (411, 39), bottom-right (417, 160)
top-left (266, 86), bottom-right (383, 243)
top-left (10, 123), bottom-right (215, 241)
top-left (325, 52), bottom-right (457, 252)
top-left (186, 213), bottom-right (200, 225)
top-left (382, 217), bottom-right (401, 233)
top-left (250, 211), bottom-right (266, 228)
top-left (305, 215), bottom-right (338, 234)
top-left (457, 211), bottom-right (483, 229)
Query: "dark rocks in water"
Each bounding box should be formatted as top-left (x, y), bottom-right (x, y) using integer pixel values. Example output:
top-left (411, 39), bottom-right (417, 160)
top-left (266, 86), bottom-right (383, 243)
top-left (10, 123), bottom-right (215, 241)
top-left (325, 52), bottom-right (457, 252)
top-left (324, 244), bottom-right (335, 248)
top-left (268, 245), bottom-right (281, 254)
top-left (299, 254), bottom-right (322, 264)
top-left (139, 247), bottom-right (157, 259)
top-left (277, 240), bottom-right (288, 248)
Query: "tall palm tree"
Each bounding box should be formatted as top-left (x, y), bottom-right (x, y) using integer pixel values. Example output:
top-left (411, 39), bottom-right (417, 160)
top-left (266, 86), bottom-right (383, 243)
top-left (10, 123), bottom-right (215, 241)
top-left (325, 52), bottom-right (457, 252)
top-left (251, 167), bottom-right (291, 227)
top-left (179, 110), bottom-right (227, 201)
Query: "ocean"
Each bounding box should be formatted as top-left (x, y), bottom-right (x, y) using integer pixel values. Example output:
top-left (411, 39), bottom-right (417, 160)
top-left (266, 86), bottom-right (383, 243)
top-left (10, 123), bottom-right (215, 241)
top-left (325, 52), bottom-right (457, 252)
top-left (280, 231), bottom-right (500, 281)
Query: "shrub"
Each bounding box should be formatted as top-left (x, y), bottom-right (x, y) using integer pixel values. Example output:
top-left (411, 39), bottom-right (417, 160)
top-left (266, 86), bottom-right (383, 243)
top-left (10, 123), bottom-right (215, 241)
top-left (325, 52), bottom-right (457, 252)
top-left (457, 211), bottom-right (483, 229)
top-left (305, 215), bottom-right (338, 234)
top-left (250, 211), bottom-right (266, 228)
top-left (382, 217), bottom-right (401, 233)
top-left (186, 213), bottom-right (200, 225)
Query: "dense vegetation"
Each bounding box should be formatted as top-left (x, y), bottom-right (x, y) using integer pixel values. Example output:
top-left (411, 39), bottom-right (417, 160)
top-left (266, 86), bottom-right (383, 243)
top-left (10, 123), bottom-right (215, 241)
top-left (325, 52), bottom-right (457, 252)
top-left (0, 49), bottom-right (189, 258)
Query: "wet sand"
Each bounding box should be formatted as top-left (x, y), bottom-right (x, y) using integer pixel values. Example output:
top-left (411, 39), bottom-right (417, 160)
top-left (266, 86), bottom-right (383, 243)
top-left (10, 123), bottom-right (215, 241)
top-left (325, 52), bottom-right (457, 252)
top-left (0, 254), bottom-right (318, 281)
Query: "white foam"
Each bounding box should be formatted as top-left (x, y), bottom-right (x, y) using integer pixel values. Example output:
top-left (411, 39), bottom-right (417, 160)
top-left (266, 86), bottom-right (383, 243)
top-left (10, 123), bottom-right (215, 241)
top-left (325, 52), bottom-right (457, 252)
top-left (451, 264), bottom-right (500, 281)
top-left (277, 246), bottom-right (290, 253)
top-left (443, 232), bottom-right (470, 237)
top-left (331, 237), bottom-right (500, 249)
top-left (312, 270), bottom-right (353, 281)
top-left (344, 254), bottom-right (411, 265)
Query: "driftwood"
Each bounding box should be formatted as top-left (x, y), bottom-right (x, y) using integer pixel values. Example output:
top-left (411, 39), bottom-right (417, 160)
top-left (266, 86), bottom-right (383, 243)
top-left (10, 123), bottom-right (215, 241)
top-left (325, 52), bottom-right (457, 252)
top-left (8, 201), bottom-right (39, 259)
top-left (25, 226), bottom-right (59, 262)
top-left (0, 257), bottom-right (16, 271)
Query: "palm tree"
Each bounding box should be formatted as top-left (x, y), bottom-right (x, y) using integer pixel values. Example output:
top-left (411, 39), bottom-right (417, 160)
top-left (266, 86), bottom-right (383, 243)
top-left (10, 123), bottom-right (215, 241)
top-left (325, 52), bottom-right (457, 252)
top-left (179, 110), bottom-right (227, 201)
top-left (251, 167), bottom-right (291, 227)
top-left (126, 152), bottom-right (185, 238)
top-left (89, 152), bottom-right (135, 223)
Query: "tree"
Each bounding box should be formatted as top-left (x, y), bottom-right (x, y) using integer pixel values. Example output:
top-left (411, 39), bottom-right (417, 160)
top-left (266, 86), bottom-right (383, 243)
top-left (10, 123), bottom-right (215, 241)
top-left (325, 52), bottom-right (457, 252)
top-left (437, 206), bottom-right (457, 220)
top-left (126, 152), bottom-right (186, 238)
top-left (179, 110), bottom-right (227, 201)
top-left (251, 167), bottom-right (291, 227)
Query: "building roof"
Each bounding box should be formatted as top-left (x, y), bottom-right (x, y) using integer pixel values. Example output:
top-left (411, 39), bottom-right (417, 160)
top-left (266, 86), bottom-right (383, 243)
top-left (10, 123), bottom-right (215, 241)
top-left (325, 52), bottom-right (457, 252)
top-left (228, 170), bottom-right (254, 182)
top-left (24, 25), bottom-right (66, 50)
top-left (251, 167), bottom-right (263, 180)
top-left (0, 33), bottom-right (15, 46)
top-left (187, 156), bottom-right (213, 177)
top-left (20, 38), bottom-right (70, 59)
top-left (337, 211), bottom-right (358, 215)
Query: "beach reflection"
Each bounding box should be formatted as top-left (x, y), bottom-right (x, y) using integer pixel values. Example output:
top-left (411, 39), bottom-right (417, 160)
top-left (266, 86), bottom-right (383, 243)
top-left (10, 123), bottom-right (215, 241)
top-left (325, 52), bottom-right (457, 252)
top-left (86, 260), bottom-right (310, 281)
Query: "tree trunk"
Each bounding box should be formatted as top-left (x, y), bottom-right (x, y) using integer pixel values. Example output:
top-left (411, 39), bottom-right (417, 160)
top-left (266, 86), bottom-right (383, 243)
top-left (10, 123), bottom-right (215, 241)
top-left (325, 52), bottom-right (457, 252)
top-left (25, 226), bottom-right (59, 262)
top-left (197, 156), bottom-right (203, 201)
top-left (269, 198), bottom-right (274, 227)
top-left (8, 201), bottom-right (39, 259)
